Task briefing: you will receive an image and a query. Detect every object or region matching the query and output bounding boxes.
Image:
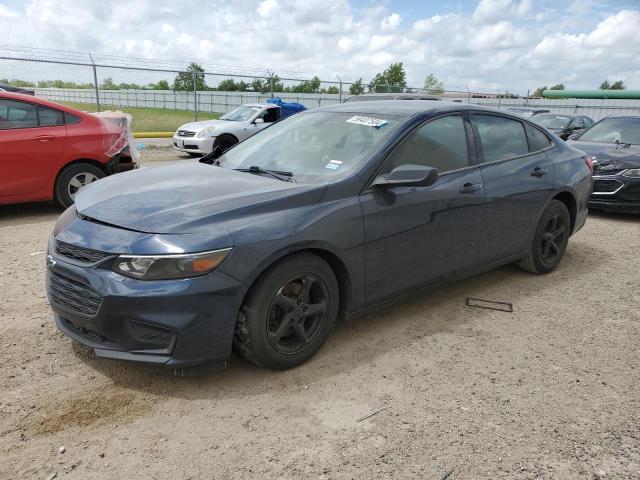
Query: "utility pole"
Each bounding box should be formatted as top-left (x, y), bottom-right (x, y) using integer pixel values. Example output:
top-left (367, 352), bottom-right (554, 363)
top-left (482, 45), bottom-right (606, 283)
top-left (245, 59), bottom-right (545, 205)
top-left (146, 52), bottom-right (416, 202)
top-left (88, 53), bottom-right (100, 112)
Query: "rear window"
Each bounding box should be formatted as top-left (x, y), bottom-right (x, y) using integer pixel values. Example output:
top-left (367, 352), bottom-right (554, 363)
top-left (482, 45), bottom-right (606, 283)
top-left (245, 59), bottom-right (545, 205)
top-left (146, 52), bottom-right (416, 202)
top-left (472, 114), bottom-right (529, 162)
top-left (525, 124), bottom-right (553, 152)
top-left (64, 113), bottom-right (81, 125)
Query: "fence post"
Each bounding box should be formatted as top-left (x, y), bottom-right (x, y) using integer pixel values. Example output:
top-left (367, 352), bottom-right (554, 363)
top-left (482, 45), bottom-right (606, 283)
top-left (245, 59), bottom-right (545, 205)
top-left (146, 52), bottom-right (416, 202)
top-left (89, 53), bottom-right (100, 112)
top-left (192, 71), bottom-right (198, 121)
top-left (337, 75), bottom-right (342, 102)
top-left (266, 70), bottom-right (274, 99)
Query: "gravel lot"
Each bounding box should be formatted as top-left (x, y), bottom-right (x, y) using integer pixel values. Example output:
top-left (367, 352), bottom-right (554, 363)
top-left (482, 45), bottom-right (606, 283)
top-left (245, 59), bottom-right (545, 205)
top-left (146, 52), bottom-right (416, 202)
top-left (1, 145), bottom-right (639, 479)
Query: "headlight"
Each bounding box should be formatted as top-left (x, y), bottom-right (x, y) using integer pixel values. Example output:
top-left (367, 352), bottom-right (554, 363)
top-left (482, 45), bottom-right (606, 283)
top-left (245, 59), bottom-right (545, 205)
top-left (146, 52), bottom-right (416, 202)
top-left (623, 168), bottom-right (640, 178)
top-left (196, 127), bottom-right (215, 138)
top-left (113, 248), bottom-right (231, 280)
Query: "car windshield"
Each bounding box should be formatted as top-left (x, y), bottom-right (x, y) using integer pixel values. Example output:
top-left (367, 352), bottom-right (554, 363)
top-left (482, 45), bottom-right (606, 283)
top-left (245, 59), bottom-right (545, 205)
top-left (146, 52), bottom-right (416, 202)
top-left (218, 111), bottom-right (403, 182)
top-left (220, 106), bottom-right (261, 122)
top-left (578, 117), bottom-right (640, 144)
top-left (535, 115), bottom-right (571, 129)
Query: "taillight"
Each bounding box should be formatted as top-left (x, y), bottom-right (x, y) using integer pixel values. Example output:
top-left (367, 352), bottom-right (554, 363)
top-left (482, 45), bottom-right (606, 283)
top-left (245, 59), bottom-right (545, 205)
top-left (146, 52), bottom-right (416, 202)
top-left (584, 156), bottom-right (594, 174)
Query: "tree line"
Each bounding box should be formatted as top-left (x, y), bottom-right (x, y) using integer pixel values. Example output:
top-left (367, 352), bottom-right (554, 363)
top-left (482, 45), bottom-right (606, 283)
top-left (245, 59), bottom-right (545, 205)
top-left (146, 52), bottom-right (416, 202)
top-left (532, 80), bottom-right (626, 97)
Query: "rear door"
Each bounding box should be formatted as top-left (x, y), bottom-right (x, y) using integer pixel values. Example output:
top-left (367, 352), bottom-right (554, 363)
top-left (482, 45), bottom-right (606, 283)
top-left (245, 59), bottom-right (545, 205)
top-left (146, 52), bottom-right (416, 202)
top-left (471, 114), bottom-right (555, 261)
top-left (0, 99), bottom-right (66, 197)
top-left (359, 113), bottom-right (488, 303)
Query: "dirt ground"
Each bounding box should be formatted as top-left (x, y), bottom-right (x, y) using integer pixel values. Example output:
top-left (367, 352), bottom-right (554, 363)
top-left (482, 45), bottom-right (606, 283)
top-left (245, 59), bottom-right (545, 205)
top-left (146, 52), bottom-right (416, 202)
top-left (1, 144), bottom-right (639, 479)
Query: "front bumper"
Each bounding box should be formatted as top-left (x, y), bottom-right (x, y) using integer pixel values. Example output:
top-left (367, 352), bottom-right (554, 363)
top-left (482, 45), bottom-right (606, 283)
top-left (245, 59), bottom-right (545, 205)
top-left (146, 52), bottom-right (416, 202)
top-left (172, 135), bottom-right (215, 154)
top-left (46, 240), bottom-right (244, 368)
top-left (589, 174), bottom-right (640, 214)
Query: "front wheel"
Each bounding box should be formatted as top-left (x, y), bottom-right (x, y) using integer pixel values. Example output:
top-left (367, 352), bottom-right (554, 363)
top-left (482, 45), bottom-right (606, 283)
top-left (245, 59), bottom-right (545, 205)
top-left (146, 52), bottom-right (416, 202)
top-left (234, 253), bottom-right (339, 370)
top-left (213, 134), bottom-right (238, 153)
top-left (55, 163), bottom-right (106, 208)
top-left (518, 200), bottom-right (570, 274)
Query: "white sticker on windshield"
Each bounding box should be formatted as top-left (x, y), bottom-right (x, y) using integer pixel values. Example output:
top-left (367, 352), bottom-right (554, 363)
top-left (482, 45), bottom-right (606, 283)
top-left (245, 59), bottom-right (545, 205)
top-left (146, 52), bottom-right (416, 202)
top-left (325, 160), bottom-right (343, 170)
top-left (346, 115), bottom-right (388, 128)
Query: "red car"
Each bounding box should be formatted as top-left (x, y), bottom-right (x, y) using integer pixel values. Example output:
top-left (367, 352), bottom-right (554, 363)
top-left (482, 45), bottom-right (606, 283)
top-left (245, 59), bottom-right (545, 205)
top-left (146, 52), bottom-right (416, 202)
top-left (0, 92), bottom-right (136, 208)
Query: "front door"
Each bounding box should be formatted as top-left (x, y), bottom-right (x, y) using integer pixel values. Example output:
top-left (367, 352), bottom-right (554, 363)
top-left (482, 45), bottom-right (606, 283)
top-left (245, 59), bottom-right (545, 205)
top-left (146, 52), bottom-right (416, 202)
top-left (359, 114), bottom-right (487, 304)
top-left (0, 99), bottom-right (66, 198)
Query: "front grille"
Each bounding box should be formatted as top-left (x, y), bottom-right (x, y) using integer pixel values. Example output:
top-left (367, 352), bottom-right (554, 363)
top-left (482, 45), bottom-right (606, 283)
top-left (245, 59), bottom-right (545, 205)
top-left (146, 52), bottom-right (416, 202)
top-left (48, 271), bottom-right (102, 317)
top-left (593, 179), bottom-right (623, 193)
top-left (55, 241), bottom-right (111, 264)
top-left (177, 130), bottom-right (196, 137)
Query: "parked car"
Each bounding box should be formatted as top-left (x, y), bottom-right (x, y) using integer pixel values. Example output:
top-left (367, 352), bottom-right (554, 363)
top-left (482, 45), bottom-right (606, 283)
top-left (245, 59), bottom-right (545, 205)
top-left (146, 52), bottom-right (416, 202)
top-left (173, 101), bottom-right (305, 155)
top-left (567, 115), bottom-right (640, 213)
top-left (0, 92), bottom-right (136, 208)
top-left (504, 107), bottom-right (550, 118)
top-left (533, 113), bottom-right (594, 140)
top-left (345, 93), bottom-right (441, 102)
top-left (0, 83), bottom-right (35, 95)
top-left (47, 101), bottom-right (591, 371)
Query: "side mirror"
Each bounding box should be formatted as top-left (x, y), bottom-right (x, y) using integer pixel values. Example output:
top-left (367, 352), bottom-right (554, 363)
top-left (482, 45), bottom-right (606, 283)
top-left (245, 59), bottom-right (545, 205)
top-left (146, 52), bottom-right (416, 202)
top-left (371, 164), bottom-right (438, 188)
top-left (571, 125), bottom-right (582, 131)
top-left (254, 118), bottom-right (265, 124)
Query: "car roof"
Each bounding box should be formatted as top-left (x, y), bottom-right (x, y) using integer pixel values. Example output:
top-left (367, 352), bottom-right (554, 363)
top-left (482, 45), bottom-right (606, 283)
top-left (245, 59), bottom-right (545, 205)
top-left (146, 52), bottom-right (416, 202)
top-left (0, 91), bottom-right (87, 115)
top-left (313, 99), bottom-right (508, 117)
top-left (535, 112), bottom-right (578, 118)
top-left (244, 103), bottom-right (275, 108)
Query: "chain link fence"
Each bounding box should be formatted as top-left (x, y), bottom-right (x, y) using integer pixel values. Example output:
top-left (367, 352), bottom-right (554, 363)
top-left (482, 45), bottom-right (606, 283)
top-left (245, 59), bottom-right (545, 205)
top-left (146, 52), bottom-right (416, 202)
top-left (2, 46), bottom-right (639, 131)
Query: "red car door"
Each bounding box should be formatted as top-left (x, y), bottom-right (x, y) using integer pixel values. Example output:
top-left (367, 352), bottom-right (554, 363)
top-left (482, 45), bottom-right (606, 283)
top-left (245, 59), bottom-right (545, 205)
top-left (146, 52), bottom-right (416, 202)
top-left (0, 99), bottom-right (66, 198)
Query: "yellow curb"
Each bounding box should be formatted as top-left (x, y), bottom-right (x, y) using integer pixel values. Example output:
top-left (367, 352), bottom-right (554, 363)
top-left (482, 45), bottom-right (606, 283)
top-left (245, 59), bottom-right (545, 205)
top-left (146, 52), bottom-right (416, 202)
top-left (133, 132), bottom-right (174, 138)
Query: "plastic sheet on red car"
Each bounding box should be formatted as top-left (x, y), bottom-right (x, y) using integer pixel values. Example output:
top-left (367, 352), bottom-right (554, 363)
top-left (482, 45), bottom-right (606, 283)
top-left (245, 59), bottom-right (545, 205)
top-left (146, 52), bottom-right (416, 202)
top-left (90, 111), bottom-right (140, 162)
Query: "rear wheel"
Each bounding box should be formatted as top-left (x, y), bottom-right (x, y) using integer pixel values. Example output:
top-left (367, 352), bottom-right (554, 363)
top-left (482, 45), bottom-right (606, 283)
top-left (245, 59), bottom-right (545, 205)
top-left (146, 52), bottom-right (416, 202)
top-left (213, 134), bottom-right (238, 153)
top-left (55, 163), bottom-right (106, 208)
top-left (234, 253), bottom-right (339, 370)
top-left (518, 200), bottom-right (570, 274)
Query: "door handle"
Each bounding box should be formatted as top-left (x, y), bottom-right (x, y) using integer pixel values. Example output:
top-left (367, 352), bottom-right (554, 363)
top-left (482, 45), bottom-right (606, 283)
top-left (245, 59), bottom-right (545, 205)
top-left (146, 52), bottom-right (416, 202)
top-left (459, 182), bottom-right (482, 194)
top-left (530, 167), bottom-right (548, 177)
top-left (33, 135), bottom-right (55, 142)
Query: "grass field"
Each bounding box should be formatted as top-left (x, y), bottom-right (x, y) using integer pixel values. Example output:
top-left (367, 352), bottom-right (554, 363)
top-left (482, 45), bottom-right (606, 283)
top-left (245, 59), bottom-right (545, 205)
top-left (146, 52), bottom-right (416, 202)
top-left (58, 101), bottom-right (220, 133)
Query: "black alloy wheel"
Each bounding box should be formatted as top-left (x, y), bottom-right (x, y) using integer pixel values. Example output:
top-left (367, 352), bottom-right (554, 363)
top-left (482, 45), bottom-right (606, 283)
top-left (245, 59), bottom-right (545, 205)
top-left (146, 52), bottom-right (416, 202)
top-left (266, 274), bottom-right (329, 355)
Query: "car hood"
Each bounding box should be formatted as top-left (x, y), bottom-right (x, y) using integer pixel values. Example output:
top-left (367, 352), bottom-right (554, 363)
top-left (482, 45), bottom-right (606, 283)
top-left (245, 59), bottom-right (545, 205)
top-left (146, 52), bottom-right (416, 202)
top-left (178, 119), bottom-right (242, 132)
top-left (567, 140), bottom-right (640, 169)
top-left (74, 162), bottom-right (321, 234)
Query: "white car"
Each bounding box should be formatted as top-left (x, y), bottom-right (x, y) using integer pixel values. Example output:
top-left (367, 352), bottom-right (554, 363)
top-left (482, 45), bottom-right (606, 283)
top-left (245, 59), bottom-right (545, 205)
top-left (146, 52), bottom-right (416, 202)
top-left (173, 104), bottom-right (282, 155)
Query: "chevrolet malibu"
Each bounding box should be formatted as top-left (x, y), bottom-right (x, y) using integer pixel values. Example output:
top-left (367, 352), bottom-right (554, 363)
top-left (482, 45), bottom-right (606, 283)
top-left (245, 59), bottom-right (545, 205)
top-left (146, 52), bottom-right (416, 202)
top-left (46, 101), bottom-right (592, 371)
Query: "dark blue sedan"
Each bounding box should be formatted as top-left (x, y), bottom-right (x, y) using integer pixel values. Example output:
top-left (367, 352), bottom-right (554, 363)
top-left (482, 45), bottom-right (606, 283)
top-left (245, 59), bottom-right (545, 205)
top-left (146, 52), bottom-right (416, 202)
top-left (46, 101), bottom-right (592, 371)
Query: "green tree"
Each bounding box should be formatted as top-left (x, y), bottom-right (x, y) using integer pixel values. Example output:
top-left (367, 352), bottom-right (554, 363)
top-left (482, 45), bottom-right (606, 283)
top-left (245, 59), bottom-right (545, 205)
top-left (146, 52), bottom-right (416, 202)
top-left (148, 79), bottom-right (170, 90)
top-left (532, 86), bottom-right (547, 97)
top-left (217, 79), bottom-right (238, 91)
top-left (610, 80), bottom-right (625, 90)
top-left (423, 73), bottom-right (444, 94)
top-left (325, 85), bottom-right (339, 94)
top-left (368, 62), bottom-right (407, 93)
top-left (100, 77), bottom-right (118, 90)
top-left (173, 63), bottom-right (207, 91)
top-left (349, 78), bottom-right (365, 95)
top-left (599, 80), bottom-right (611, 90)
top-left (549, 83), bottom-right (565, 90)
top-left (291, 76), bottom-right (321, 94)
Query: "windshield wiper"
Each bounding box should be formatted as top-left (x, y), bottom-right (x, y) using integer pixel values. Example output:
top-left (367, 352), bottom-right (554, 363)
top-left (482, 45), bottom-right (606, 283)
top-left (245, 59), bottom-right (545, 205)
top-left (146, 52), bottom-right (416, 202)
top-left (233, 166), bottom-right (294, 182)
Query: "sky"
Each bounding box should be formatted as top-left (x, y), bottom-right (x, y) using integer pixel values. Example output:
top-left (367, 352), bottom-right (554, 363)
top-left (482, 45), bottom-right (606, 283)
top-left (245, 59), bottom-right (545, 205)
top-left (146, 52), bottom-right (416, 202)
top-left (0, 0), bottom-right (639, 94)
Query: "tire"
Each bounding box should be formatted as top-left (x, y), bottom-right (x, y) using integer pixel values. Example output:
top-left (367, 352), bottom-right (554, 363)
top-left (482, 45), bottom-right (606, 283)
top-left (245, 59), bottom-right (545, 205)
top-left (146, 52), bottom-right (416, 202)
top-left (55, 163), bottom-right (106, 208)
top-left (213, 134), bottom-right (238, 153)
top-left (518, 200), bottom-right (571, 274)
top-left (187, 152), bottom-right (202, 157)
top-left (234, 253), bottom-right (339, 370)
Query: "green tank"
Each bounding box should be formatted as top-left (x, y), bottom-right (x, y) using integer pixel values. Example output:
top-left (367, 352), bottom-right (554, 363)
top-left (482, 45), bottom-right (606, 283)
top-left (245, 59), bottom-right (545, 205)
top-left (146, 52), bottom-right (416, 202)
top-left (542, 90), bottom-right (640, 99)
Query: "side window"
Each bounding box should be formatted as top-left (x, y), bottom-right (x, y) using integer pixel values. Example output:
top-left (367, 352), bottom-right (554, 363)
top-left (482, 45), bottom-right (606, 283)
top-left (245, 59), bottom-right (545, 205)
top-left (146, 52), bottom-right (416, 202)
top-left (582, 117), bottom-right (594, 128)
top-left (261, 108), bottom-right (278, 123)
top-left (0, 99), bottom-right (38, 130)
top-left (472, 114), bottom-right (529, 162)
top-left (386, 115), bottom-right (469, 173)
top-left (38, 107), bottom-right (65, 127)
top-left (64, 113), bottom-right (81, 125)
top-left (525, 123), bottom-right (553, 152)
top-left (570, 117), bottom-right (584, 129)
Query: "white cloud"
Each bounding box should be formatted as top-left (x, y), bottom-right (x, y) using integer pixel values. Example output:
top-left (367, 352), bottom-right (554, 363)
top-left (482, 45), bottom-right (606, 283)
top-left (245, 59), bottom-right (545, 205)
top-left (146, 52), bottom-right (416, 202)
top-left (381, 13), bottom-right (401, 30)
top-left (0, 1), bottom-right (638, 94)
